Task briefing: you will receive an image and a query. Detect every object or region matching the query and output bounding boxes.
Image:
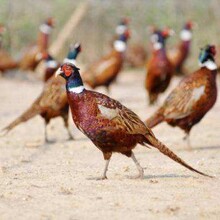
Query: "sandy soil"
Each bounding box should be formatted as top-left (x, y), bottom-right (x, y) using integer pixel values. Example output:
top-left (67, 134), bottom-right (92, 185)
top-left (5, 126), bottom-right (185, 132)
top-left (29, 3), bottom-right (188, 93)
top-left (0, 70), bottom-right (220, 220)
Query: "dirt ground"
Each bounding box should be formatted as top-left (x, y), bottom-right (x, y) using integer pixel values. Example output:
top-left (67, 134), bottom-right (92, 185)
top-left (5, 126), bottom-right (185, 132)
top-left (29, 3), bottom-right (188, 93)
top-left (0, 69), bottom-right (220, 220)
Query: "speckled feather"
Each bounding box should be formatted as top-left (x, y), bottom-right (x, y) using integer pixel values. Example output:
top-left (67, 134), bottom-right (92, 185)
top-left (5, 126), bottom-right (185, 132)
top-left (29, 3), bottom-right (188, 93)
top-left (82, 50), bottom-right (123, 90)
top-left (1, 76), bottom-right (70, 140)
top-left (61, 64), bottom-right (212, 177)
top-left (146, 67), bottom-right (217, 133)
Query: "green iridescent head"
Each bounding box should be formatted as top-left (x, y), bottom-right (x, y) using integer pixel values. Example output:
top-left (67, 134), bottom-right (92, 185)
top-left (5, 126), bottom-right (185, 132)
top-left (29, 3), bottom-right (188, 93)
top-left (199, 45), bottom-right (216, 64)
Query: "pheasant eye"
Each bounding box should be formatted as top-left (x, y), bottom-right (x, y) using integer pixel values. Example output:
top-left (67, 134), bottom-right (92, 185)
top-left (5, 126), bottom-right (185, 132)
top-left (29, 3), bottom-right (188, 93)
top-left (63, 65), bottom-right (72, 77)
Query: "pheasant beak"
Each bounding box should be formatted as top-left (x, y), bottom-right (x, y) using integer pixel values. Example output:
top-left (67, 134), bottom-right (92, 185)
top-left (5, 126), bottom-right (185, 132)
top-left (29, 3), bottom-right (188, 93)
top-left (55, 67), bottom-right (63, 78)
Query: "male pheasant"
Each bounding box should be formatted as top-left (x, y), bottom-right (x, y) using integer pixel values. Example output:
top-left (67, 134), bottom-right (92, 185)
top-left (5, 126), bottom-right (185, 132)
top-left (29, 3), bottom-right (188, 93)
top-left (146, 45), bottom-right (217, 148)
top-left (115, 18), bottom-right (129, 35)
top-left (1, 44), bottom-right (81, 143)
top-left (114, 18), bottom-right (147, 68)
top-left (0, 24), bottom-right (19, 73)
top-left (146, 27), bottom-right (174, 104)
top-left (82, 30), bottom-right (130, 92)
top-left (19, 17), bottom-right (54, 71)
top-left (55, 62), bottom-right (212, 179)
top-left (168, 21), bottom-right (194, 75)
top-left (43, 43), bottom-right (81, 82)
top-left (43, 54), bottom-right (59, 82)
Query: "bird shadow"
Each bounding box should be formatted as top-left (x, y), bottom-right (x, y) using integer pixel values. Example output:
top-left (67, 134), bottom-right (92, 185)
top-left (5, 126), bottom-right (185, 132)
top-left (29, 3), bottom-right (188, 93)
top-left (70, 137), bottom-right (89, 142)
top-left (193, 145), bottom-right (220, 151)
top-left (143, 174), bottom-right (191, 179)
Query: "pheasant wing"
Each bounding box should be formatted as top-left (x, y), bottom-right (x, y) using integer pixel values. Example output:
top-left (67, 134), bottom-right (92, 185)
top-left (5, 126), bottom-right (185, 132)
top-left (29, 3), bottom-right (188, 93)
top-left (163, 73), bottom-right (206, 119)
top-left (94, 93), bottom-right (150, 136)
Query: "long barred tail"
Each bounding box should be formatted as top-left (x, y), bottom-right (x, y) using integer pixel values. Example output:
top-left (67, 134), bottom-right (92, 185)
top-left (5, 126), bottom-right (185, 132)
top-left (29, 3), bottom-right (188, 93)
top-left (145, 110), bottom-right (164, 128)
top-left (146, 134), bottom-right (213, 178)
top-left (0, 99), bottom-right (42, 136)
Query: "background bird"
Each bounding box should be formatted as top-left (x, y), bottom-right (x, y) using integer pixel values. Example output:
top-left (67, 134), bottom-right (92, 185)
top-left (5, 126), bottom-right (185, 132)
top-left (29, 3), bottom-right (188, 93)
top-left (43, 53), bottom-right (59, 82)
top-left (146, 45), bottom-right (218, 148)
top-left (56, 62), bottom-right (212, 179)
top-left (43, 43), bottom-right (81, 82)
top-left (19, 17), bottom-right (54, 72)
top-left (0, 24), bottom-right (19, 73)
top-left (113, 18), bottom-right (147, 68)
top-left (82, 30), bottom-right (130, 93)
top-left (1, 43), bottom-right (81, 143)
top-left (168, 21), bottom-right (194, 75)
top-left (145, 27), bottom-right (174, 104)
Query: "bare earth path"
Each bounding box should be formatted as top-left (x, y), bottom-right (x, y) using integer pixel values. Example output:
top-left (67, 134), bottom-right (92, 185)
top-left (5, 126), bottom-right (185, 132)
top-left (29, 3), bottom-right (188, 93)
top-left (0, 70), bottom-right (220, 220)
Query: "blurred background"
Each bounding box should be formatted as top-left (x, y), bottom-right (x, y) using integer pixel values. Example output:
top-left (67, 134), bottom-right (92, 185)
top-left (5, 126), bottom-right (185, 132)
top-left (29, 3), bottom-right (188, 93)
top-left (0, 0), bottom-right (220, 68)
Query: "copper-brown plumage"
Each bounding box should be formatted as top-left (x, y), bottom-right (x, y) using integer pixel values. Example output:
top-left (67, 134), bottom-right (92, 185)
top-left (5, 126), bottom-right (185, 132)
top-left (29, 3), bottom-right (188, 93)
top-left (0, 25), bottom-right (19, 73)
top-left (125, 43), bottom-right (147, 67)
top-left (146, 45), bottom-right (218, 146)
top-left (19, 18), bottom-right (54, 71)
top-left (146, 28), bottom-right (174, 104)
top-left (1, 76), bottom-right (72, 142)
top-left (1, 43), bottom-right (82, 142)
top-left (168, 21), bottom-right (193, 75)
top-left (82, 30), bottom-right (130, 92)
top-left (112, 18), bottom-right (147, 67)
top-left (83, 50), bottom-right (123, 91)
top-left (56, 63), bottom-right (212, 179)
top-left (0, 50), bottom-right (19, 72)
top-left (43, 54), bottom-right (60, 82)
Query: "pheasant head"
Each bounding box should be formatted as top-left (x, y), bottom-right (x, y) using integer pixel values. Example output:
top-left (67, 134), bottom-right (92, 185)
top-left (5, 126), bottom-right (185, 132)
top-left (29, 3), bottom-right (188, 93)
top-left (199, 45), bottom-right (217, 70)
top-left (150, 27), bottom-right (174, 50)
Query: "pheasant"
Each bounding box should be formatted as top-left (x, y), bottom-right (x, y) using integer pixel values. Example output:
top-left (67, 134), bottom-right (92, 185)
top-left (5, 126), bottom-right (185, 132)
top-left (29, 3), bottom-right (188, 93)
top-left (43, 43), bottom-right (81, 82)
top-left (82, 30), bottom-right (130, 92)
top-left (55, 62), bottom-right (212, 179)
top-left (0, 24), bottom-right (19, 73)
top-left (115, 18), bottom-right (129, 35)
top-left (1, 43), bottom-right (81, 143)
top-left (125, 43), bottom-right (147, 68)
top-left (109, 18), bottom-right (129, 47)
top-left (43, 53), bottom-right (59, 82)
top-left (146, 45), bottom-right (217, 148)
top-left (19, 17), bottom-right (54, 71)
top-left (168, 21), bottom-right (194, 75)
top-left (63, 43), bottom-right (81, 65)
top-left (146, 27), bottom-right (174, 104)
top-left (114, 18), bottom-right (147, 68)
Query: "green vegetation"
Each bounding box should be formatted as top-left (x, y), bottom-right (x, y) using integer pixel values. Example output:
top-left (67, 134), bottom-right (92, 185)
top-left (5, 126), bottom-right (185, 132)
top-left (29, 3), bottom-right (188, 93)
top-left (0, 0), bottom-right (219, 68)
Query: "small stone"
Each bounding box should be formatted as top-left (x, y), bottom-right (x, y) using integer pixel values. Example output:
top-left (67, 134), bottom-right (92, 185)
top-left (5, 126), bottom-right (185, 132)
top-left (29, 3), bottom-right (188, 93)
top-left (60, 187), bottom-right (73, 195)
top-left (149, 179), bottom-right (158, 184)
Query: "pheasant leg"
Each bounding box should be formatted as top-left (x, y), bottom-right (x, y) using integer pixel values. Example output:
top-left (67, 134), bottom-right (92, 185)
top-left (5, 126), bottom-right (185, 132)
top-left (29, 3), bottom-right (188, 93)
top-left (129, 152), bottom-right (144, 179)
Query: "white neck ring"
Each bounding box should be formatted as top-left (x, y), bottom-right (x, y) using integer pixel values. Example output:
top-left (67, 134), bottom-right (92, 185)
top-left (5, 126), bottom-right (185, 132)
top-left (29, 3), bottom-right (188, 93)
top-left (69, 85), bottom-right (85, 94)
